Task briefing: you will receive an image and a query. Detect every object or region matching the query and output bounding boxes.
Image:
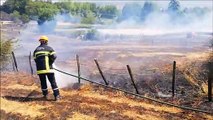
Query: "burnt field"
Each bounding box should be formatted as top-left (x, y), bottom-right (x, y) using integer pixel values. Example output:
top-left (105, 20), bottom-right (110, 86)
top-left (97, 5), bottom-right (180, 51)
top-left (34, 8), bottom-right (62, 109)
top-left (1, 0), bottom-right (213, 118)
top-left (14, 31), bottom-right (212, 98)
top-left (55, 34), bottom-right (212, 110)
top-left (1, 72), bottom-right (213, 119)
top-left (1, 27), bottom-right (213, 119)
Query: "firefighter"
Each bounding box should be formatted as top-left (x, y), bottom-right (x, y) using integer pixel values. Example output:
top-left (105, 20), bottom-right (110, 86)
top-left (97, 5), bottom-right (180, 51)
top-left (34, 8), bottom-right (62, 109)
top-left (33, 36), bottom-right (60, 101)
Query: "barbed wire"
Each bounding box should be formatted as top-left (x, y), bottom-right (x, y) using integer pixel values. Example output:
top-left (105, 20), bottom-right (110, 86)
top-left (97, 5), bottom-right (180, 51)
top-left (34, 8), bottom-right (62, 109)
top-left (7, 52), bottom-right (213, 114)
top-left (53, 67), bottom-right (212, 115)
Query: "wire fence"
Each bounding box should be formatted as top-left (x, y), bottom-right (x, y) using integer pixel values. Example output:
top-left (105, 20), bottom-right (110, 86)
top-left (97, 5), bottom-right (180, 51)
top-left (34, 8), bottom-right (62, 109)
top-left (7, 51), bottom-right (213, 113)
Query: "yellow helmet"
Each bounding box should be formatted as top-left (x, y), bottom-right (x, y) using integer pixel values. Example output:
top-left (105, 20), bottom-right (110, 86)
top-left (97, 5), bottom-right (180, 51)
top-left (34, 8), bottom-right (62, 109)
top-left (39, 36), bottom-right (48, 41)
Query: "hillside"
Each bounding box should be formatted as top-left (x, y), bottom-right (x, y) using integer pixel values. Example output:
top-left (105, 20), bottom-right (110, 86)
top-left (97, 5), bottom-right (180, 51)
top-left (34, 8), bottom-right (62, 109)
top-left (1, 72), bottom-right (213, 120)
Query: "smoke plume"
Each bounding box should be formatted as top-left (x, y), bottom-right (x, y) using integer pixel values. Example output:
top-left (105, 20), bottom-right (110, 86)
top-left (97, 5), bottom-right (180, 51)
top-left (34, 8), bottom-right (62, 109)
top-left (15, 1), bottom-right (213, 88)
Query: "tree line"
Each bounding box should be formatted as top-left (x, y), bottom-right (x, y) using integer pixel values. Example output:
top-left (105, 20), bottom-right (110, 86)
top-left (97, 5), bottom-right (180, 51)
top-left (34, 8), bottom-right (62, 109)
top-left (0, 0), bottom-right (118, 24)
top-left (0, 0), bottom-right (211, 25)
top-left (120, 0), bottom-right (210, 24)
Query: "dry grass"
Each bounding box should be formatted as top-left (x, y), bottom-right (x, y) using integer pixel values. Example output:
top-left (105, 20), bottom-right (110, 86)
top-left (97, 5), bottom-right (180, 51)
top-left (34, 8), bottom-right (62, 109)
top-left (80, 90), bottom-right (182, 114)
top-left (1, 97), bottom-right (45, 118)
top-left (131, 52), bottom-right (185, 57)
top-left (123, 111), bottom-right (164, 120)
top-left (4, 84), bottom-right (38, 91)
top-left (1, 70), bottom-right (213, 120)
top-left (177, 52), bottom-right (210, 89)
top-left (182, 72), bottom-right (199, 87)
top-left (80, 103), bottom-right (102, 109)
top-left (67, 112), bottom-right (97, 120)
top-left (186, 52), bottom-right (210, 60)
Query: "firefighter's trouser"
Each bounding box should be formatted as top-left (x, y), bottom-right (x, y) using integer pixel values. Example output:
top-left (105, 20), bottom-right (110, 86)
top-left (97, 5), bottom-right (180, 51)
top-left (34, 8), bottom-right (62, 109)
top-left (38, 73), bottom-right (60, 97)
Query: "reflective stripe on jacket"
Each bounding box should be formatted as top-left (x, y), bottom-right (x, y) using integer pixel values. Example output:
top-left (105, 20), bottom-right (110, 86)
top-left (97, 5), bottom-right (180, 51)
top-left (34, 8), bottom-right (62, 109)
top-left (33, 44), bottom-right (56, 74)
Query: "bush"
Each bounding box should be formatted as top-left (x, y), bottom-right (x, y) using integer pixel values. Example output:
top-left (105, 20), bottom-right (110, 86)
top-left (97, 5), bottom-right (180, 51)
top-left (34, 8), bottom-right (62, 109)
top-left (20, 14), bottom-right (30, 23)
top-left (0, 39), bottom-right (13, 70)
top-left (10, 10), bottom-right (21, 22)
top-left (84, 29), bottom-right (99, 40)
top-left (81, 11), bottom-right (96, 24)
top-left (10, 11), bottom-right (30, 23)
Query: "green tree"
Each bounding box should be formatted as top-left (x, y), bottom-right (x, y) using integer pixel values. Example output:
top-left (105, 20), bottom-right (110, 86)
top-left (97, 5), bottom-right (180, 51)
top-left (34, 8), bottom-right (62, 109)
top-left (70, 2), bottom-right (79, 15)
top-left (26, 1), bottom-right (59, 25)
top-left (99, 5), bottom-right (118, 19)
top-left (168, 0), bottom-right (181, 13)
top-left (2, 0), bottom-right (30, 14)
top-left (81, 11), bottom-right (96, 24)
top-left (1, 0), bottom-right (118, 24)
top-left (1, 0), bottom-right (59, 24)
top-left (10, 10), bottom-right (30, 23)
top-left (141, 2), bottom-right (156, 21)
top-left (10, 10), bottom-right (21, 22)
top-left (121, 3), bottom-right (141, 20)
top-left (56, 2), bottom-right (93, 17)
top-left (55, 0), bottom-right (76, 14)
top-left (20, 14), bottom-right (30, 23)
top-left (167, 0), bottom-right (183, 22)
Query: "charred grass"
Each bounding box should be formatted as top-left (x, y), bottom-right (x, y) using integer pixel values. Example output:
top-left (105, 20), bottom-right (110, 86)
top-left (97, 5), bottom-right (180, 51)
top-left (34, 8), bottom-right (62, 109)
top-left (1, 70), bottom-right (213, 119)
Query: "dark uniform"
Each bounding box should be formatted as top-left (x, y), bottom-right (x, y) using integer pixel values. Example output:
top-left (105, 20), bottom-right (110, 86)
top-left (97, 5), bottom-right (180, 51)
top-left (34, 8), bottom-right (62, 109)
top-left (33, 43), bottom-right (60, 99)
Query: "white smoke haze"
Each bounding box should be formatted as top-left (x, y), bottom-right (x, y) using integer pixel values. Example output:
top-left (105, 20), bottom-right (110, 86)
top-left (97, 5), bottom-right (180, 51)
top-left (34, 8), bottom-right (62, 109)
top-left (52, 64), bottom-right (77, 88)
top-left (36, 13), bottom-right (81, 34)
top-left (17, 2), bottom-right (213, 39)
top-left (99, 10), bottom-right (213, 36)
top-left (143, 10), bottom-right (213, 33)
top-left (14, 1), bottom-right (213, 88)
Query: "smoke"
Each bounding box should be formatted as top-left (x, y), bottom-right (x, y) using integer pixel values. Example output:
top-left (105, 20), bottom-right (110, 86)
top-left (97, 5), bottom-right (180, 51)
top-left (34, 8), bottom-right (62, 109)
top-left (143, 10), bottom-right (212, 33)
top-left (16, 12), bottom-right (82, 55)
top-left (50, 64), bottom-right (77, 88)
top-left (14, 1), bottom-right (212, 89)
top-left (15, 13), bottom-right (82, 89)
top-left (18, 2), bottom-right (213, 42)
top-left (98, 9), bottom-right (212, 36)
top-left (95, 1), bottom-right (213, 37)
top-left (34, 13), bottom-right (81, 34)
top-left (38, 20), bottom-right (57, 34)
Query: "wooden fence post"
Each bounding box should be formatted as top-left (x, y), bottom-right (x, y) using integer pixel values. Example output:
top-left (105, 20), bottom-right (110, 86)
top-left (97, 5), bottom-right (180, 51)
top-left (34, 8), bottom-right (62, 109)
top-left (208, 62), bottom-right (213, 102)
top-left (11, 51), bottom-right (18, 72)
top-left (94, 59), bottom-right (108, 85)
top-left (12, 59), bottom-right (15, 71)
top-left (76, 55), bottom-right (81, 83)
top-left (29, 51), bottom-right (34, 75)
top-left (172, 61), bottom-right (176, 97)
top-left (127, 65), bottom-right (139, 94)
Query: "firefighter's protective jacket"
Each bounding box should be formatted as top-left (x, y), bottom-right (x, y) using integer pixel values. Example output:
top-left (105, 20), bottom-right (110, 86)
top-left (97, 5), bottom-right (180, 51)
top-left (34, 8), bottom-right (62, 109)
top-left (33, 44), bottom-right (56, 74)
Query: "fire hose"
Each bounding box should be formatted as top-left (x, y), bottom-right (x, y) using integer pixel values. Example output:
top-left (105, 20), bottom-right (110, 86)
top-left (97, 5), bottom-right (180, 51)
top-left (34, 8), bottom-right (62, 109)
top-left (53, 68), bottom-right (213, 115)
